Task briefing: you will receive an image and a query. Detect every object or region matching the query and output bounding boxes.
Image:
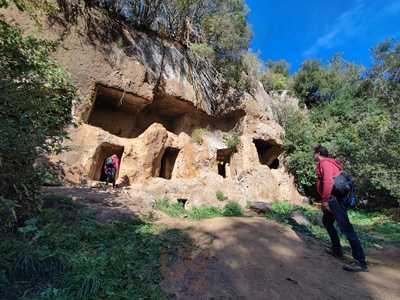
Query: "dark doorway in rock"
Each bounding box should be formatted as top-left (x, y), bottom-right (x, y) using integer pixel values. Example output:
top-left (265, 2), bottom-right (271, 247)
top-left (253, 139), bottom-right (283, 168)
top-left (270, 158), bottom-right (280, 169)
top-left (87, 84), bottom-right (150, 138)
top-left (90, 143), bottom-right (124, 181)
top-left (159, 147), bottom-right (180, 179)
top-left (217, 148), bottom-right (233, 178)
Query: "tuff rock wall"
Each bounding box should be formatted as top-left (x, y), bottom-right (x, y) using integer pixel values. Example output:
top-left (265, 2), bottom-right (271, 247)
top-left (5, 7), bottom-right (305, 208)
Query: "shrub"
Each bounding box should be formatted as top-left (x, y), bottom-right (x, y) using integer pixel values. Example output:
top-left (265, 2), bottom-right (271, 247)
top-left (0, 20), bottom-right (78, 222)
top-left (189, 42), bottom-right (215, 61)
top-left (223, 134), bottom-right (240, 151)
top-left (154, 198), bottom-right (185, 218)
top-left (191, 128), bottom-right (208, 145)
top-left (154, 199), bottom-right (245, 220)
top-left (223, 202), bottom-right (244, 217)
top-left (216, 191), bottom-right (228, 202)
top-left (261, 71), bottom-right (290, 92)
top-left (187, 206), bottom-right (223, 220)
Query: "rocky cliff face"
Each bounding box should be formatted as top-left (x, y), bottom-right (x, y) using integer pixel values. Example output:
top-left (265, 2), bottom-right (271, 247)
top-left (6, 7), bottom-right (304, 208)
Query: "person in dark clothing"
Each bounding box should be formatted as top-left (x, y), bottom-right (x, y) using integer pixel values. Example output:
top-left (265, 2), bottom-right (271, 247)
top-left (314, 146), bottom-right (368, 272)
top-left (104, 155), bottom-right (119, 188)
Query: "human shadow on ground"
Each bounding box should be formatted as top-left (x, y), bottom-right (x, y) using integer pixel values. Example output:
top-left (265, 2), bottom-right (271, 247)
top-left (161, 217), bottom-right (400, 300)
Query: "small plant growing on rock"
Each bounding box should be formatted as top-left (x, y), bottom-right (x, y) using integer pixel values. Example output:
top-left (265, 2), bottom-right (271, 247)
top-left (223, 134), bottom-right (240, 151)
top-left (116, 37), bottom-right (124, 49)
top-left (192, 128), bottom-right (208, 145)
top-left (216, 191), bottom-right (228, 201)
top-left (223, 202), bottom-right (244, 217)
top-left (189, 42), bottom-right (215, 61)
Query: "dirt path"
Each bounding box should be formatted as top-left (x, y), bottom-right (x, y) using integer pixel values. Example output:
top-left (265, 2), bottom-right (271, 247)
top-left (160, 217), bottom-right (400, 300)
top-left (42, 187), bottom-right (399, 299)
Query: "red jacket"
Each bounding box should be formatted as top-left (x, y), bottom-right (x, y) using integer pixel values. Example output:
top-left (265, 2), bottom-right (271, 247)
top-left (316, 158), bottom-right (342, 203)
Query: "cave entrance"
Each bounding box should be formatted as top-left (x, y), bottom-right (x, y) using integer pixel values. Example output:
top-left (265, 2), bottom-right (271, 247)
top-left (270, 158), bottom-right (280, 169)
top-left (253, 139), bottom-right (283, 168)
top-left (90, 143), bottom-right (124, 181)
top-left (86, 84), bottom-right (244, 139)
top-left (159, 147), bottom-right (180, 179)
top-left (217, 148), bottom-right (233, 178)
top-left (86, 84), bottom-right (149, 138)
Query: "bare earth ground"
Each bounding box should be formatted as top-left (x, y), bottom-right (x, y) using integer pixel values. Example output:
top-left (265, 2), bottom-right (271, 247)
top-left (43, 187), bottom-right (400, 300)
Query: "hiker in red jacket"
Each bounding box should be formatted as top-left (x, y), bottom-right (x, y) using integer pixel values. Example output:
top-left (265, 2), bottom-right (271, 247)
top-left (314, 146), bottom-right (367, 272)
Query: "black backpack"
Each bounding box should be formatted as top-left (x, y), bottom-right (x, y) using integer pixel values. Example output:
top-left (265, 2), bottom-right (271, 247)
top-left (333, 172), bottom-right (357, 209)
top-left (105, 157), bottom-right (114, 167)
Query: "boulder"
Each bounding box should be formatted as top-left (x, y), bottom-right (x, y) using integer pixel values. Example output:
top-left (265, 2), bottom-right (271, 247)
top-left (291, 212), bottom-right (311, 226)
top-left (249, 202), bottom-right (273, 214)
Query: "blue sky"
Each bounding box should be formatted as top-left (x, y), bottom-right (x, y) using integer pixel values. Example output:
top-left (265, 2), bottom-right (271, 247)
top-left (246, 0), bottom-right (400, 72)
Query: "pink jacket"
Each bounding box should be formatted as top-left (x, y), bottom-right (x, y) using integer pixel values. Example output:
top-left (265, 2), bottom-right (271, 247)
top-left (111, 155), bottom-right (120, 173)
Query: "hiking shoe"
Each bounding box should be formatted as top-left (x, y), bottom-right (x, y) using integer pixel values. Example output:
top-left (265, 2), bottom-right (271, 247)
top-left (343, 262), bottom-right (368, 272)
top-left (325, 248), bottom-right (343, 258)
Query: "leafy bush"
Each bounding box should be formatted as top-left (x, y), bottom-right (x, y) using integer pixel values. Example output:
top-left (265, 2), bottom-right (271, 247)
top-left (261, 71), bottom-right (291, 92)
top-left (155, 198), bottom-right (245, 219)
top-left (216, 191), bottom-right (228, 202)
top-left (223, 202), bottom-right (243, 217)
top-left (223, 134), bottom-right (240, 151)
top-left (0, 20), bottom-right (78, 222)
top-left (191, 128), bottom-right (208, 145)
top-left (154, 197), bottom-right (185, 218)
top-left (261, 59), bottom-right (292, 93)
top-left (189, 42), bottom-right (215, 61)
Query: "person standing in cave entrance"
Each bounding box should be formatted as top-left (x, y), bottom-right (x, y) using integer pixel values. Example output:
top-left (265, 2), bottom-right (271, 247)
top-left (104, 154), bottom-right (120, 188)
top-left (314, 145), bottom-right (367, 272)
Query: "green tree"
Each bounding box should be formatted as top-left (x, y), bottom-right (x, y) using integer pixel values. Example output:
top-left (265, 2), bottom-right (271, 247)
top-left (261, 60), bottom-right (291, 92)
top-left (285, 44), bottom-right (400, 208)
top-left (267, 60), bottom-right (290, 77)
top-left (0, 15), bottom-right (78, 224)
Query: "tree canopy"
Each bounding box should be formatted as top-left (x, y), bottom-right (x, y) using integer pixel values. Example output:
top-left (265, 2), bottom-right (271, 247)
top-left (284, 42), bottom-right (400, 208)
top-left (0, 2), bottom-right (78, 225)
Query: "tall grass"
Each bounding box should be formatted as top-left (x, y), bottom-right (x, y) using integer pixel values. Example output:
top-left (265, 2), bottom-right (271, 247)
top-left (155, 198), bottom-right (244, 220)
top-left (0, 196), bottom-right (183, 300)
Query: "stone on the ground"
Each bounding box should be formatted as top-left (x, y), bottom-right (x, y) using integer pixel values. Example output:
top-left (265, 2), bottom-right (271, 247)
top-left (249, 202), bottom-right (273, 214)
top-left (291, 211), bottom-right (310, 226)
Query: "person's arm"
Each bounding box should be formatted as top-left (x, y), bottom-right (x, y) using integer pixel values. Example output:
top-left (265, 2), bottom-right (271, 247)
top-left (320, 161), bottom-right (335, 203)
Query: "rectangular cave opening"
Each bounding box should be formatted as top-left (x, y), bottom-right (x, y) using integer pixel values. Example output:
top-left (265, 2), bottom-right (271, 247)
top-left (86, 84), bottom-right (149, 138)
top-left (253, 139), bottom-right (282, 168)
top-left (90, 143), bottom-right (124, 182)
top-left (217, 148), bottom-right (233, 178)
top-left (159, 147), bottom-right (180, 179)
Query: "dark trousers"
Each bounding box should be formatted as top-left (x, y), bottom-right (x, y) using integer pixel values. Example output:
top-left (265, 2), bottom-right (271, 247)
top-left (322, 197), bottom-right (366, 264)
top-left (105, 168), bottom-right (116, 187)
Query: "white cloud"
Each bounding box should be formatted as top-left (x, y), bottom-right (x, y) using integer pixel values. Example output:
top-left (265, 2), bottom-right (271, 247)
top-left (303, 0), bottom-right (400, 57)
